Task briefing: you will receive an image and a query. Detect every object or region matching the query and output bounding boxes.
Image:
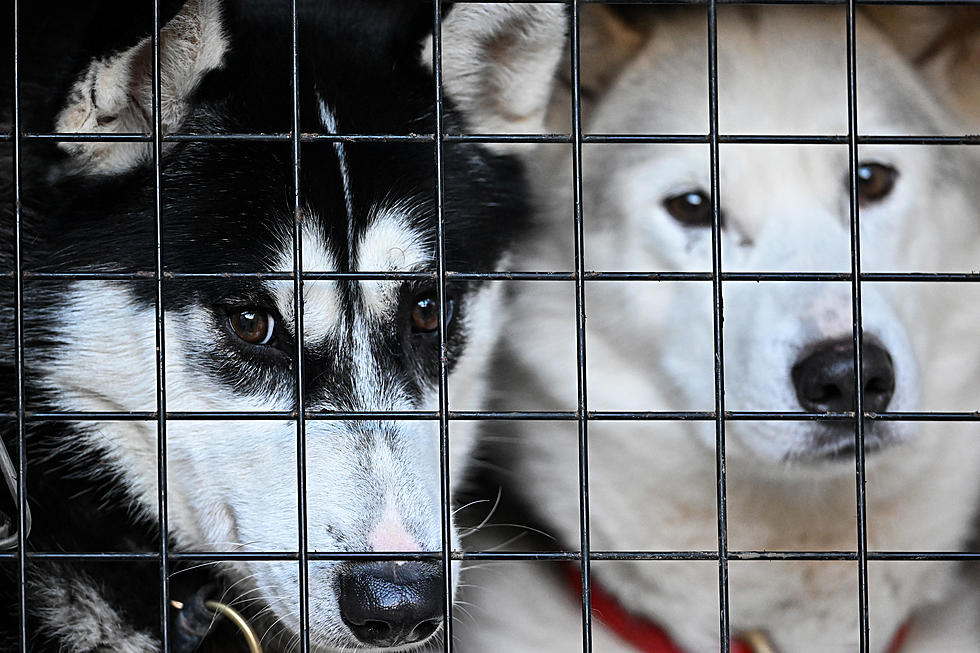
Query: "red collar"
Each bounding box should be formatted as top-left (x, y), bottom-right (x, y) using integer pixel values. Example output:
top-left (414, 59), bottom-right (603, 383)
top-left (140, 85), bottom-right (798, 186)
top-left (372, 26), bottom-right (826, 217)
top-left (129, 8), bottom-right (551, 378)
top-left (562, 564), bottom-right (911, 653)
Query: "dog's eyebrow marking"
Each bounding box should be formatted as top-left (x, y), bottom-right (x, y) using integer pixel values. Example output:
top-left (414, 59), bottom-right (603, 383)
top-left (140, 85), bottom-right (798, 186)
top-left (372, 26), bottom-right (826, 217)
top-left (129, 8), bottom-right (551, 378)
top-left (317, 94), bottom-right (356, 255)
top-left (271, 223), bottom-right (342, 344)
top-left (357, 205), bottom-right (431, 318)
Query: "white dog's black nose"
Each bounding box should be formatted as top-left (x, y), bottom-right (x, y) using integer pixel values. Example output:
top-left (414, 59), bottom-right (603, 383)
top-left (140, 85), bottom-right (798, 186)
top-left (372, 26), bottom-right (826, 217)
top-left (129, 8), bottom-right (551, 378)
top-left (337, 561), bottom-right (443, 647)
top-left (792, 337), bottom-right (895, 413)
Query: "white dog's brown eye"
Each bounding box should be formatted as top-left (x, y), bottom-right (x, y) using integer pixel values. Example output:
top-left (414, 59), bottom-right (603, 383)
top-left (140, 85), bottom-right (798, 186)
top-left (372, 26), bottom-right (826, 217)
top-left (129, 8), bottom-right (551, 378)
top-left (229, 308), bottom-right (275, 345)
top-left (855, 162), bottom-right (897, 204)
top-left (663, 190), bottom-right (713, 226)
top-left (411, 294), bottom-right (455, 334)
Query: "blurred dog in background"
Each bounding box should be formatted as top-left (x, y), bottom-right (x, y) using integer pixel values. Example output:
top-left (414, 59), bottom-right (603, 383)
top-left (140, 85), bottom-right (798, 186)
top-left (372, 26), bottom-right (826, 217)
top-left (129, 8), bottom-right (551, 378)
top-left (459, 5), bottom-right (980, 652)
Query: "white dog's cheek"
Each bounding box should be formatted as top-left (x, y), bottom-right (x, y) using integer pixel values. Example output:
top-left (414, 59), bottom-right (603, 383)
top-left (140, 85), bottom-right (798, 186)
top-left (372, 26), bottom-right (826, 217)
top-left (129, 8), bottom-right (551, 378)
top-left (722, 283), bottom-right (805, 413)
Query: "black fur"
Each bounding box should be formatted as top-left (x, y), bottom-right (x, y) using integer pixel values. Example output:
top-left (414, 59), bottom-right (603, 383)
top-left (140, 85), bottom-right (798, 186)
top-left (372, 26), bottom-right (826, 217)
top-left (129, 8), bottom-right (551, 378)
top-left (0, 1), bottom-right (528, 650)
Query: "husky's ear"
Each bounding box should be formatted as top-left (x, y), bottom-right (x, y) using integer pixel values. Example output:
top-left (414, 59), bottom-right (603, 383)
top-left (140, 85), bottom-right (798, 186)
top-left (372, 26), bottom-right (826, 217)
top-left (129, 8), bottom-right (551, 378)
top-left (864, 7), bottom-right (980, 124)
top-left (430, 3), bottom-right (566, 153)
top-left (55, 0), bottom-right (227, 174)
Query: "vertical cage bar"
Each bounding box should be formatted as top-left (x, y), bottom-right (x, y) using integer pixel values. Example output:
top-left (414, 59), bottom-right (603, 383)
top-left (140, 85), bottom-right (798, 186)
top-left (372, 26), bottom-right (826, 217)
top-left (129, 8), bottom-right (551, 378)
top-left (11, 0), bottom-right (28, 649)
top-left (430, 3), bottom-right (455, 650)
top-left (290, 1), bottom-right (312, 651)
top-left (150, 1), bottom-right (172, 648)
top-left (707, 0), bottom-right (732, 649)
top-left (844, 0), bottom-right (871, 649)
top-left (569, 3), bottom-right (594, 651)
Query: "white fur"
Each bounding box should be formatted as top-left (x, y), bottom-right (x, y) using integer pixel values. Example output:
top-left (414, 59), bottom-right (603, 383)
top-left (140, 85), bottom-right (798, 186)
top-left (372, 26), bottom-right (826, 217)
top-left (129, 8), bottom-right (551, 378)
top-left (460, 6), bottom-right (980, 652)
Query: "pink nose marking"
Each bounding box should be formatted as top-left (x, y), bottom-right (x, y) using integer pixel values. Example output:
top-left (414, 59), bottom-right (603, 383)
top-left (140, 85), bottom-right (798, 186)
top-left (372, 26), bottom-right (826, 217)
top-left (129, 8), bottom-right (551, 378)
top-left (368, 505), bottom-right (421, 552)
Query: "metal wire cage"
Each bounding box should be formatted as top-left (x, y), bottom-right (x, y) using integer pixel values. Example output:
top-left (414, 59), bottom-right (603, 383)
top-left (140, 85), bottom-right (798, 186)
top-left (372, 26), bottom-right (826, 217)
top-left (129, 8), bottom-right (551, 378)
top-left (4, 1), bottom-right (980, 652)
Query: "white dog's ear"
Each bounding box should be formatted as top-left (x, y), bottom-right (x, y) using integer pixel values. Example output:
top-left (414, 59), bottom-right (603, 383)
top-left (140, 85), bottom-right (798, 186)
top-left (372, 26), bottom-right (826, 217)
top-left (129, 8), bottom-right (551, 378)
top-left (431, 3), bottom-right (566, 153)
top-left (864, 6), bottom-right (980, 124)
top-left (55, 0), bottom-right (228, 174)
top-left (545, 5), bottom-right (646, 132)
top-left (574, 5), bottom-right (646, 99)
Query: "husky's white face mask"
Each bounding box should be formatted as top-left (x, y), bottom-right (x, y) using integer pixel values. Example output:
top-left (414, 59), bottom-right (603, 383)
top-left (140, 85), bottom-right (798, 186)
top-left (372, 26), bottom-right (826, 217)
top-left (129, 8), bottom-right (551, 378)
top-left (25, 0), bottom-right (565, 649)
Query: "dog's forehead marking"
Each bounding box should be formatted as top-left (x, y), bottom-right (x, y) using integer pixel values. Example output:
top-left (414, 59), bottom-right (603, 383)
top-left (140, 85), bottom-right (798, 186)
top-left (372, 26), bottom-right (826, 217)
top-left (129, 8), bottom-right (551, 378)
top-left (270, 224), bottom-right (341, 344)
top-left (267, 208), bottom-right (428, 346)
top-left (357, 205), bottom-right (431, 318)
top-left (317, 94), bottom-right (356, 259)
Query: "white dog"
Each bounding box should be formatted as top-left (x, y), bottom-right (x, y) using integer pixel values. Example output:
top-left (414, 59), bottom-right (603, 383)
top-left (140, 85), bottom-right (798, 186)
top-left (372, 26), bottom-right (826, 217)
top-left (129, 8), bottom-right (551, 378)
top-left (458, 5), bottom-right (980, 652)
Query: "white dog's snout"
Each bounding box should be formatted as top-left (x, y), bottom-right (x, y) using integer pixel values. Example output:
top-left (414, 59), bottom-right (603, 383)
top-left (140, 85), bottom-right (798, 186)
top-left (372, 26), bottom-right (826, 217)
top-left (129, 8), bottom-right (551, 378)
top-left (790, 335), bottom-right (897, 414)
top-left (721, 278), bottom-right (918, 463)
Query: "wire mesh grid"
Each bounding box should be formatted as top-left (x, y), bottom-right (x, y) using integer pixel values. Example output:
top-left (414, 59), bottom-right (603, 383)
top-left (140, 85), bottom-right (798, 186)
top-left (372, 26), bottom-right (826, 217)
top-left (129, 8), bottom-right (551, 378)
top-left (4, 0), bottom-right (980, 652)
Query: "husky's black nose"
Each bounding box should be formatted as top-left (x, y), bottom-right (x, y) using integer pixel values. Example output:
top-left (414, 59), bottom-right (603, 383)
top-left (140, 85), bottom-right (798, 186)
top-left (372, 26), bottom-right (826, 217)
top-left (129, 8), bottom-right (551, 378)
top-left (337, 561), bottom-right (443, 647)
top-left (792, 337), bottom-right (895, 413)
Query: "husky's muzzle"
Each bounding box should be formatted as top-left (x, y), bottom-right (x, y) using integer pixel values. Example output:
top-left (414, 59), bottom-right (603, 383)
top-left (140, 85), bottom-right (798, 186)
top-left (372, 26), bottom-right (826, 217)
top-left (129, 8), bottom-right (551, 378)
top-left (337, 561), bottom-right (444, 648)
top-left (791, 334), bottom-right (897, 459)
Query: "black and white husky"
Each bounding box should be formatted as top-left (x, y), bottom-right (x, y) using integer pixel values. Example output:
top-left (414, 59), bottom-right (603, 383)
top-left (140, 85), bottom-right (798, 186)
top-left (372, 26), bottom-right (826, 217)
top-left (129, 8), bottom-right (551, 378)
top-left (0, 1), bottom-right (562, 651)
top-left (460, 5), bottom-right (980, 653)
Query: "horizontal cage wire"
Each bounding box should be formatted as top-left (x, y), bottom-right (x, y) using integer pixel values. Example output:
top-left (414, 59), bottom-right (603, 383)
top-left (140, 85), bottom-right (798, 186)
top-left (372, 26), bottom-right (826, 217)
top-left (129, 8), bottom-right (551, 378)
top-left (4, 0), bottom-right (979, 652)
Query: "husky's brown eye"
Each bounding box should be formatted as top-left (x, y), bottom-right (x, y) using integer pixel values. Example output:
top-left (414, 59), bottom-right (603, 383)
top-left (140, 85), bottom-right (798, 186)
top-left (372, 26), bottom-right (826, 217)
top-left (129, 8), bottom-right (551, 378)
top-left (411, 294), bottom-right (455, 334)
top-left (412, 296), bottom-right (440, 333)
top-left (855, 162), bottom-right (897, 204)
top-left (663, 190), bottom-right (713, 226)
top-left (229, 308), bottom-right (275, 345)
